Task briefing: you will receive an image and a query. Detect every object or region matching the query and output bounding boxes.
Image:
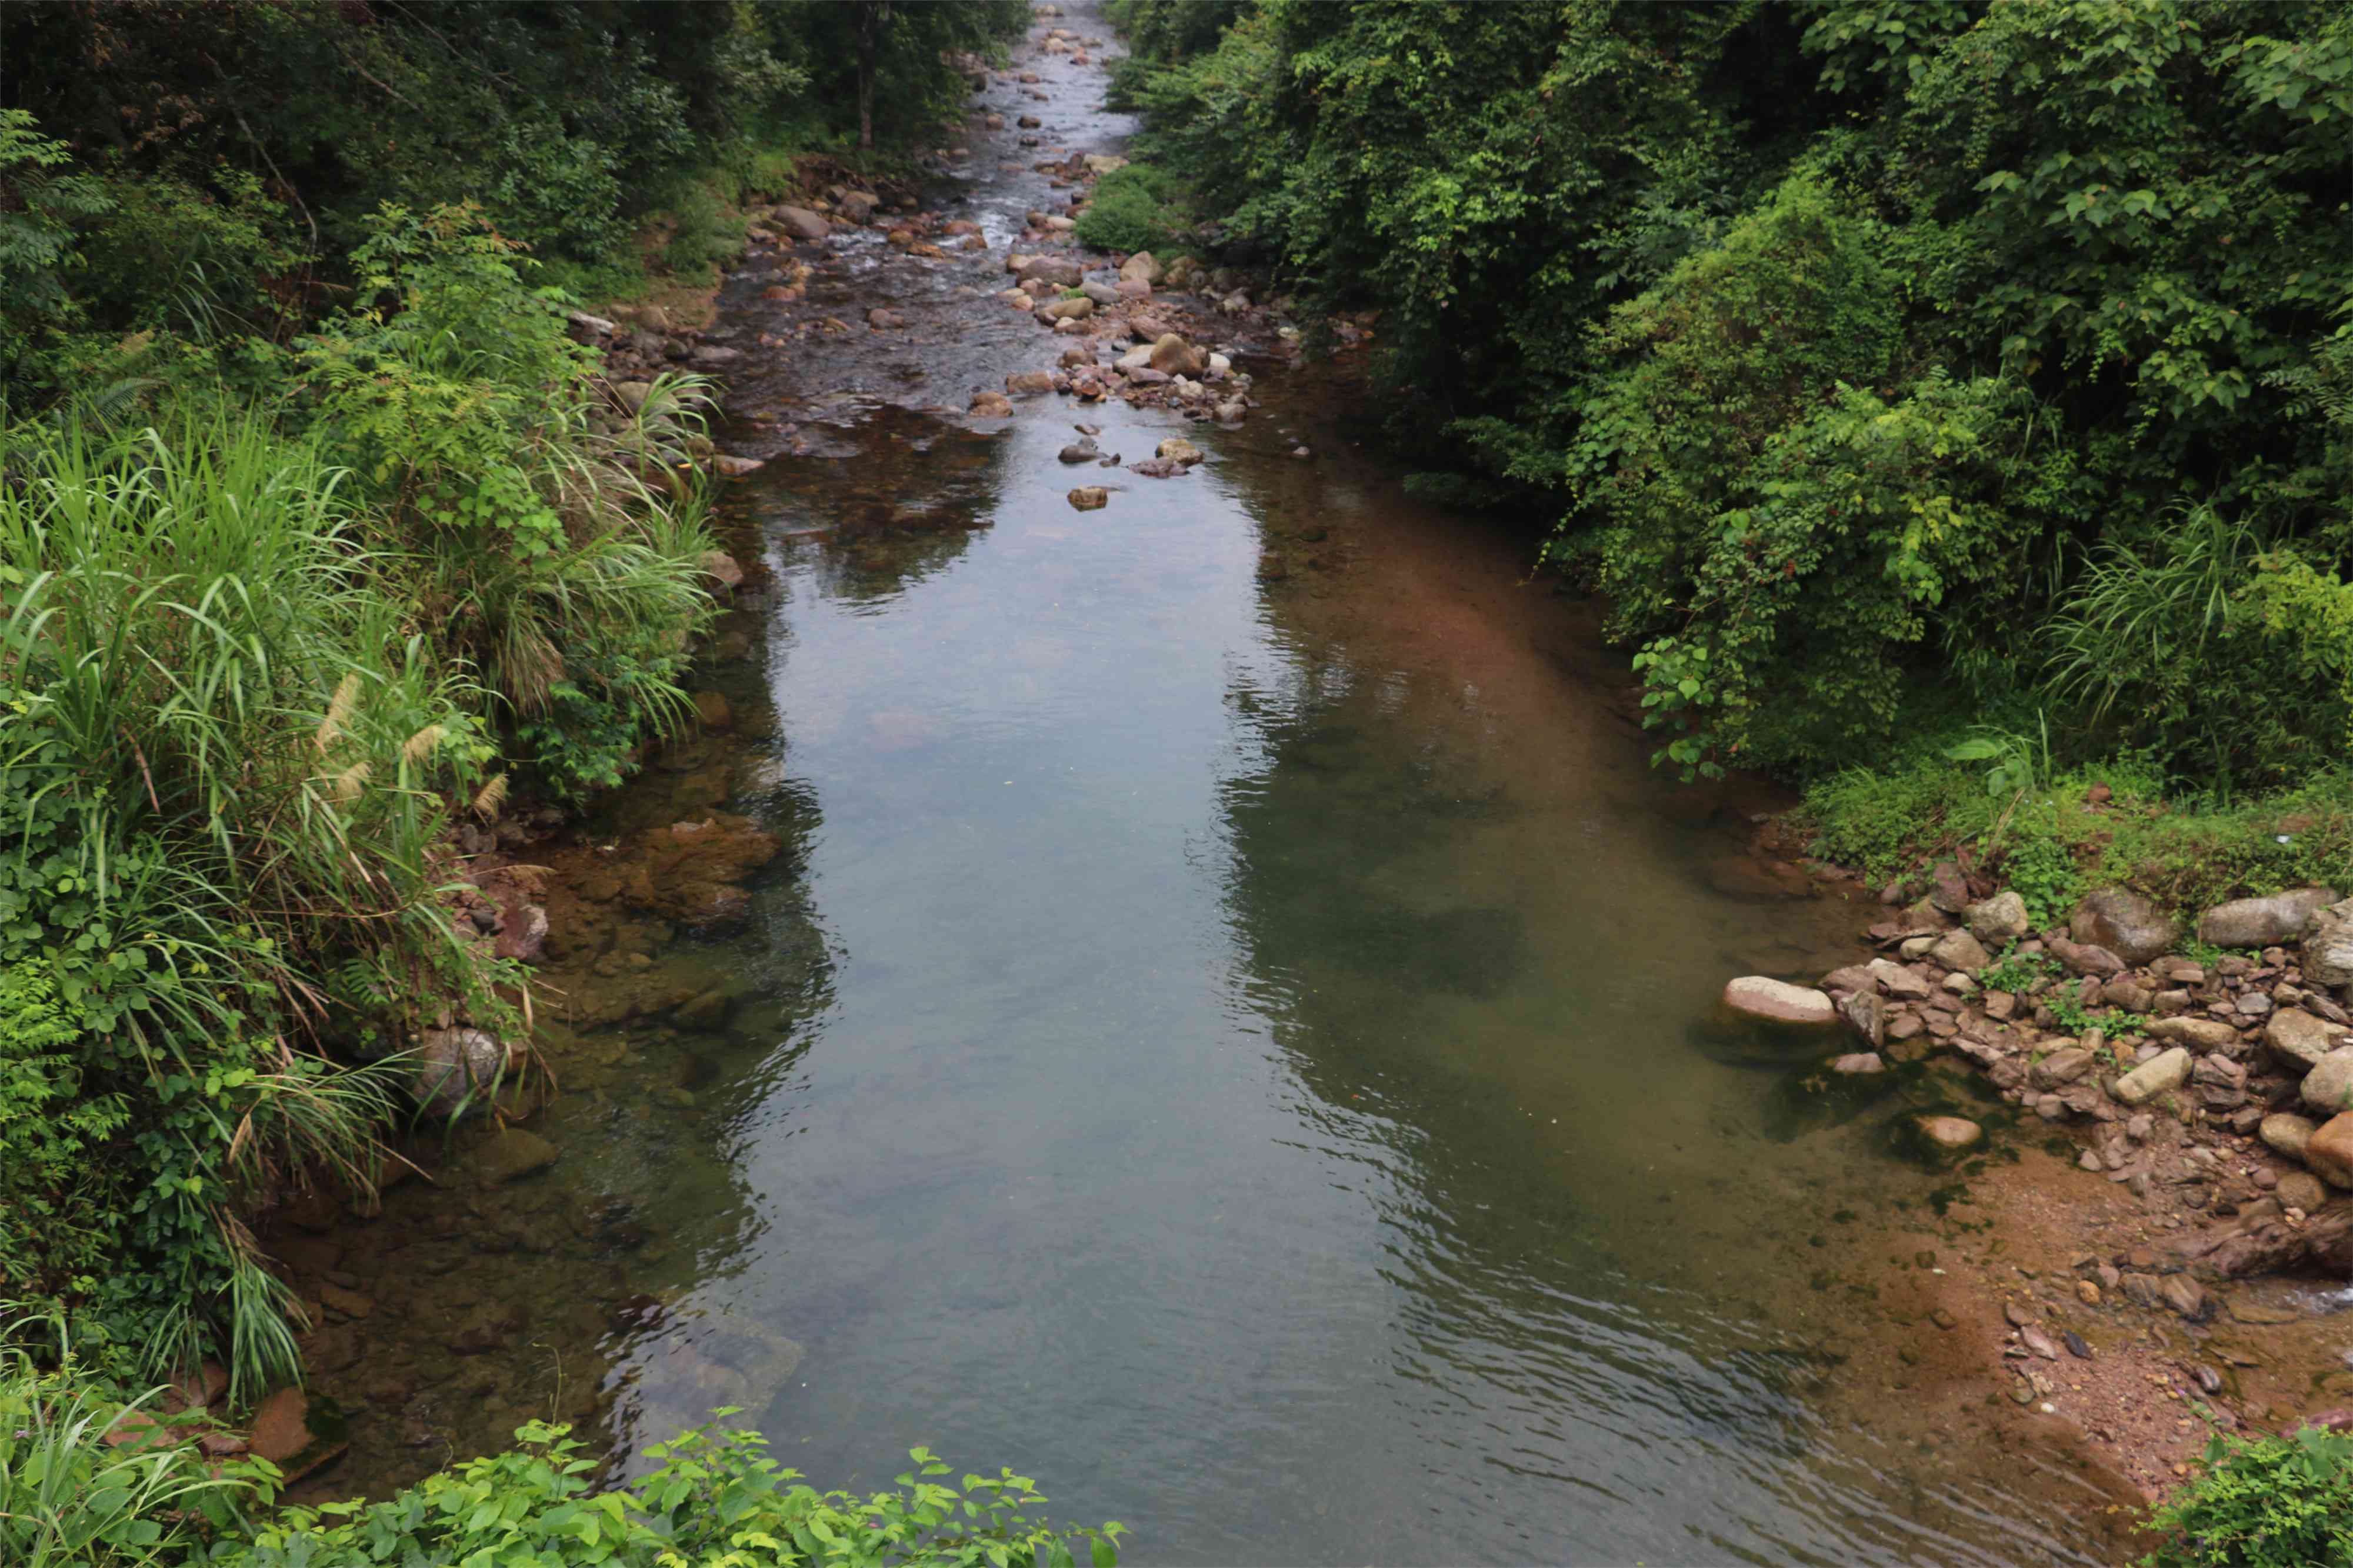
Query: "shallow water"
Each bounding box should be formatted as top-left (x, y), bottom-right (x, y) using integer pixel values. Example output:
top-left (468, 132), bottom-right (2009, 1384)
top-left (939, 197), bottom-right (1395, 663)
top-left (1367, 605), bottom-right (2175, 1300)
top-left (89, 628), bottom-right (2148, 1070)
top-left (298, 9), bottom-right (2150, 1562)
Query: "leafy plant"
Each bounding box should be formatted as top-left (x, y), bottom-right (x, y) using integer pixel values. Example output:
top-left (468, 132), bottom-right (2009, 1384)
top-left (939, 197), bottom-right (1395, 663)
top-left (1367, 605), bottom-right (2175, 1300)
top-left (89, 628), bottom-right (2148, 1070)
top-left (2143, 1425), bottom-right (2353, 1567)
top-left (212, 1423), bottom-right (1124, 1568)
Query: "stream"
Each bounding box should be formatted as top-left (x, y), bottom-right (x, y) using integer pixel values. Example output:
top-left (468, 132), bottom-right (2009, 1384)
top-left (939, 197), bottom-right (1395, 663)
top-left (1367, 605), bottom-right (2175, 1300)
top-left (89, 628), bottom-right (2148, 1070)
top-left (296, 7), bottom-right (2151, 1561)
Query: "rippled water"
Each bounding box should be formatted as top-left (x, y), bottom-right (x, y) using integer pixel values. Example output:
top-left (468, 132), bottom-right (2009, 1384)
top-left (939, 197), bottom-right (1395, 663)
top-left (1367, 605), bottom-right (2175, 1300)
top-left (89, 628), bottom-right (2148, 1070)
top-left (301, 9), bottom-right (2154, 1560)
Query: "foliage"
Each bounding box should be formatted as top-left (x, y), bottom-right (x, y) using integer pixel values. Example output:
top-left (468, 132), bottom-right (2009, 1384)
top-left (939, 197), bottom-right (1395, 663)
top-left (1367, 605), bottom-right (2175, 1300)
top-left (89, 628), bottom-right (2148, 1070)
top-left (1114, 0), bottom-right (2353, 780)
top-left (2143, 1425), bottom-right (2353, 1568)
top-left (209, 1423), bottom-right (1124, 1568)
top-left (0, 1346), bottom-right (274, 1567)
top-left (296, 204), bottom-right (716, 798)
top-left (0, 108), bottom-right (114, 386)
top-left (0, 412), bottom-right (494, 1392)
top-left (1072, 163), bottom-right (1195, 257)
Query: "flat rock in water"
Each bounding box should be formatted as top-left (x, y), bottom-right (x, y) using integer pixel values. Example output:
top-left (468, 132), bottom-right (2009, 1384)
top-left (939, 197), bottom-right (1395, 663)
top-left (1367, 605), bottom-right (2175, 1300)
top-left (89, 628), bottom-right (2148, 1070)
top-left (1722, 976), bottom-right (1837, 1027)
top-left (1066, 486), bottom-right (1108, 512)
top-left (476, 1129), bottom-right (559, 1185)
top-left (1912, 1114), bottom-right (1982, 1153)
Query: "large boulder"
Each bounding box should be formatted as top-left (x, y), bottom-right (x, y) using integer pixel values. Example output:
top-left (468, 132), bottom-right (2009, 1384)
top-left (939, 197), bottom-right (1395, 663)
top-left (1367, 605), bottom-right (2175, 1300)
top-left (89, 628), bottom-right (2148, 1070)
top-left (2267, 1008), bottom-right (2344, 1074)
top-left (1927, 928), bottom-right (1991, 973)
top-left (1148, 333), bottom-right (1205, 376)
top-left (1120, 251), bottom-right (1164, 285)
top-left (2069, 888), bottom-right (2178, 966)
top-left (2199, 887), bottom-right (2339, 949)
top-left (771, 205), bottom-right (831, 242)
top-left (1966, 891), bottom-right (2031, 946)
top-left (2108, 1046), bottom-right (2191, 1106)
top-left (2305, 1113), bottom-right (2353, 1189)
top-left (413, 1027), bottom-right (512, 1117)
top-left (1722, 976), bottom-right (1838, 1027)
top-left (2302, 1046), bottom-right (2353, 1115)
top-left (2307, 899), bottom-right (2353, 988)
top-left (1016, 255), bottom-right (1085, 289)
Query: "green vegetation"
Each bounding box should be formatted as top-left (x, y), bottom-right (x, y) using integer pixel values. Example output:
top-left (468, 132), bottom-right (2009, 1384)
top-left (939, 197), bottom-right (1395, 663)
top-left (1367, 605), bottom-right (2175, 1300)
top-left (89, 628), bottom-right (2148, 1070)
top-left (0, 1345), bottom-right (1122, 1567)
top-left (2144, 1426), bottom-right (2353, 1567)
top-left (1114, 0), bottom-right (2353, 922)
top-left (1072, 164), bottom-right (1198, 256)
top-left (1, 0), bottom-right (1068, 1550)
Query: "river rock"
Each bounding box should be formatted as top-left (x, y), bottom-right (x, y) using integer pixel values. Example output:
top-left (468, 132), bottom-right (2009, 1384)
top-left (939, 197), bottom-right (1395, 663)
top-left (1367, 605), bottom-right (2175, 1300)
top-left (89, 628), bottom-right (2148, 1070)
top-left (1067, 486), bottom-right (1108, 511)
top-left (1148, 333), bottom-right (1205, 376)
top-left (1156, 436), bottom-right (1204, 465)
top-left (1120, 251), bottom-right (1164, 285)
top-left (1912, 1115), bottom-right (1983, 1153)
top-left (1016, 256), bottom-right (1084, 289)
top-left (2267, 1009), bottom-right (2342, 1073)
top-left (2147, 1016), bottom-right (2240, 1053)
top-left (618, 814), bottom-right (781, 929)
top-left (1842, 989), bottom-right (1885, 1046)
top-left (772, 205), bottom-right (831, 242)
top-left (2200, 888), bottom-right (2339, 948)
top-left (2032, 1047), bottom-right (2094, 1087)
top-left (1967, 891), bottom-right (2031, 946)
top-left (2307, 899), bottom-right (2353, 987)
top-left (2048, 936), bottom-right (2125, 978)
top-left (2279, 1170), bottom-right (2331, 1212)
top-left (1722, 976), bottom-right (1838, 1027)
top-left (476, 1129), bottom-right (559, 1185)
top-left (494, 903), bottom-right (549, 965)
top-left (2302, 1047), bottom-right (2353, 1115)
top-left (1079, 280), bottom-right (1124, 308)
top-left (1831, 1052), bottom-right (1885, 1075)
top-left (2070, 888), bottom-right (2177, 966)
top-left (1036, 295), bottom-right (1094, 322)
top-left (2305, 1114), bottom-right (2353, 1187)
top-left (1868, 958), bottom-right (1933, 1000)
top-left (414, 1026), bottom-right (511, 1117)
top-left (2264, 1111), bottom-right (2319, 1161)
top-left (1927, 928), bottom-right (1990, 973)
top-left (2161, 1273), bottom-right (2214, 1322)
top-left (2109, 1046), bottom-right (2191, 1106)
top-left (837, 189), bottom-right (880, 222)
top-left (249, 1387), bottom-right (321, 1464)
top-left (1005, 370), bottom-right (1056, 395)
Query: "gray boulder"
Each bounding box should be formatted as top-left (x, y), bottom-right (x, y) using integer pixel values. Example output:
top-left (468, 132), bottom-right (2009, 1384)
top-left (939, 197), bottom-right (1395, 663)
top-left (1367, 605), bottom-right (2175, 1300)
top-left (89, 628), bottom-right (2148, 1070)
top-left (771, 205), bottom-right (831, 242)
top-left (2266, 1008), bottom-right (2342, 1075)
top-left (2302, 1046), bottom-right (2353, 1115)
top-left (2306, 899), bottom-right (2353, 989)
top-left (1966, 890), bottom-right (2031, 946)
top-left (2198, 887), bottom-right (2339, 948)
top-left (1927, 928), bottom-right (1991, 973)
top-left (2261, 1111), bottom-right (2318, 1162)
top-left (2069, 888), bottom-right (2178, 966)
top-left (1722, 976), bottom-right (1838, 1027)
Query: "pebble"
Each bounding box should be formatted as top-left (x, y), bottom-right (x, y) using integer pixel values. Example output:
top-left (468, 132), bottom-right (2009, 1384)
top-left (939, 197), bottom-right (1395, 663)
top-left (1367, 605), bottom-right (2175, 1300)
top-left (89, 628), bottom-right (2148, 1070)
top-left (2064, 1330), bottom-right (2093, 1360)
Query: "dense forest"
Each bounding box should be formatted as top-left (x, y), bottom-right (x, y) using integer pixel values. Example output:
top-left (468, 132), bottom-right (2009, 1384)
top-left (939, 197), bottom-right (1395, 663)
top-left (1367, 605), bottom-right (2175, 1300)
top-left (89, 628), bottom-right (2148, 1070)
top-left (1109, 0), bottom-right (2353, 846)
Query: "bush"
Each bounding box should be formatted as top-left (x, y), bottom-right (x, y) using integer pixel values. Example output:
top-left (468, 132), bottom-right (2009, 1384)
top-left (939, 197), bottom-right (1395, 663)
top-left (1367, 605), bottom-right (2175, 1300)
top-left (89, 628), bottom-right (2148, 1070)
top-left (297, 203), bottom-right (716, 799)
top-left (0, 410), bottom-right (494, 1390)
top-left (2143, 1426), bottom-right (2353, 1567)
top-left (1072, 162), bottom-right (1194, 255)
top-left (211, 1422), bottom-right (1124, 1568)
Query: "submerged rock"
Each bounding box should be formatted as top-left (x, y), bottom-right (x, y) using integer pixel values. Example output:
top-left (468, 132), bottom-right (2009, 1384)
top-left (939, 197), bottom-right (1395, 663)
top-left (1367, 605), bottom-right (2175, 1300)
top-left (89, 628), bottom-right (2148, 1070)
top-left (413, 1027), bottom-right (512, 1117)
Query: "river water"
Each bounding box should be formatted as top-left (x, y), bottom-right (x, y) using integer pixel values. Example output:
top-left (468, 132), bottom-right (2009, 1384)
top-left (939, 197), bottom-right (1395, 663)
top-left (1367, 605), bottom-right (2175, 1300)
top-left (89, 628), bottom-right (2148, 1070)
top-left (304, 8), bottom-right (2150, 1562)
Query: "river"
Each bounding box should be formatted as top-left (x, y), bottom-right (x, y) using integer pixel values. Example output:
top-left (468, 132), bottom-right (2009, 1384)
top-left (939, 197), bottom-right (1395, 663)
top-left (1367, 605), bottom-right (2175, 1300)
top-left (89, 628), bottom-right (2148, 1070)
top-left (304, 7), bottom-right (2147, 1561)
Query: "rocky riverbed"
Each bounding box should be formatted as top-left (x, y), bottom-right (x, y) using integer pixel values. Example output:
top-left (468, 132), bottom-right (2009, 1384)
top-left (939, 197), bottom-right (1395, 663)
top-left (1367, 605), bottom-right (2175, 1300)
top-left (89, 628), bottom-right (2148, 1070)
top-left (1727, 863), bottom-right (2353, 1498)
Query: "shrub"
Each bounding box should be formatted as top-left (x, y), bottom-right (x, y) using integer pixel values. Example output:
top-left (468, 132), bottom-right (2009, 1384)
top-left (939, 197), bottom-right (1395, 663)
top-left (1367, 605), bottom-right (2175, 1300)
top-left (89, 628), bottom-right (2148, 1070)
top-left (212, 1422), bottom-right (1124, 1568)
top-left (0, 411), bottom-right (494, 1390)
top-left (1072, 163), bottom-right (1195, 255)
top-left (297, 203), bottom-right (716, 798)
top-left (2143, 1426), bottom-right (2353, 1568)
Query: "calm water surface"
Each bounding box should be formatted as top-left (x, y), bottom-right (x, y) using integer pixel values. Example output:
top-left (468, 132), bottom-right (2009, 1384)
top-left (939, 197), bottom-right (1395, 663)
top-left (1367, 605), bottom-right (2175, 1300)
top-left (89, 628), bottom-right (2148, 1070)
top-left (322, 11), bottom-right (2146, 1560)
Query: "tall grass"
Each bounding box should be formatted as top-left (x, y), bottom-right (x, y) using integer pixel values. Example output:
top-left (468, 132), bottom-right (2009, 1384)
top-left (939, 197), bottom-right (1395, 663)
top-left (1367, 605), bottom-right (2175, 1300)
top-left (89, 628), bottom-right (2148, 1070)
top-left (0, 411), bottom-right (492, 1394)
